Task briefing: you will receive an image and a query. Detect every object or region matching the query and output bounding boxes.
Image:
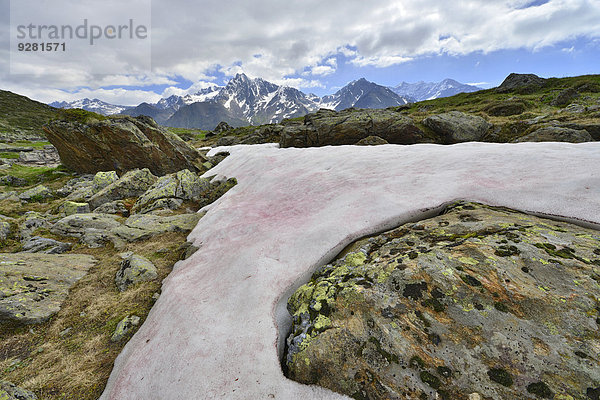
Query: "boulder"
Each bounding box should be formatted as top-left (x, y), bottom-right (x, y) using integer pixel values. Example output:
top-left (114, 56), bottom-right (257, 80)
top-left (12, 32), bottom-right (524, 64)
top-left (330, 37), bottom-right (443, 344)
top-left (280, 108), bottom-right (427, 148)
top-left (111, 315), bottom-right (141, 342)
top-left (423, 111), bottom-right (492, 143)
top-left (496, 73), bottom-right (546, 93)
top-left (93, 200), bottom-right (129, 216)
top-left (18, 185), bottom-right (52, 202)
top-left (115, 253), bottom-right (158, 291)
top-left (514, 126), bottom-right (593, 143)
top-left (21, 236), bottom-right (72, 254)
top-left (51, 212), bottom-right (203, 248)
top-left (0, 253), bottom-right (97, 324)
top-left (50, 213), bottom-right (123, 248)
top-left (132, 169), bottom-right (212, 213)
top-left (0, 218), bottom-right (12, 240)
top-left (42, 115), bottom-right (206, 175)
top-left (285, 202), bottom-right (600, 400)
top-left (57, 175), bottom-right (94, 198)
top-left (19, 212), bottom-right (50, 239)
top-left (0, 381), bottom-right (37, 400)
top-left (88, 168), bottom-right (157, 210)
top-left (93, 171), bottom-right (119, 189)
top-left (57, 201), bottom-right (90, 216)
top-left (551, 87), bottom-right (579, 107)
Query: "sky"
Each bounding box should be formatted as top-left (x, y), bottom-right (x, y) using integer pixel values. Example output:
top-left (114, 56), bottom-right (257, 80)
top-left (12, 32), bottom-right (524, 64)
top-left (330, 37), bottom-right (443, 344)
top-left (0, 0), bottom-right (599, 105)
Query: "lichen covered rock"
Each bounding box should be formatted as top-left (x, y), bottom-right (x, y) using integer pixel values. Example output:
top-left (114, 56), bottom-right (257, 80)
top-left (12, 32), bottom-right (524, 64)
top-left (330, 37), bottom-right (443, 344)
top-left (0, 253), bottom-right (97, 324)
top-left (0, 380), bottom-right (37, 400)
top-left (115, 253), bottom-right (158, 292)
top-left (111, 315), bottom-right (141, 342)
top-left (285, 202), bottom-right (600, 400)
top-left (88, 168), bottom-right (157, 210)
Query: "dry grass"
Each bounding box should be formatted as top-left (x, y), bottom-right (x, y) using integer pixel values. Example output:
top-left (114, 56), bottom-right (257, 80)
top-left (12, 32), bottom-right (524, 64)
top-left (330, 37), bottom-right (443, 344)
top-left (0, 231), bottom-right (190, 399)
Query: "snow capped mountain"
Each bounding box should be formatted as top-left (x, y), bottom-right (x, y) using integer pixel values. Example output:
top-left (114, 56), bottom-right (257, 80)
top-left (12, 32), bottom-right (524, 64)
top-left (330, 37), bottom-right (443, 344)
top-left (49, 98), bottom-right (130, 116)
top-left (49, 76), bottom-right (482, 130)
top-left (391, 79), bottom-right (481, 102)
top-left (320, 78), bottom-right (410, 111)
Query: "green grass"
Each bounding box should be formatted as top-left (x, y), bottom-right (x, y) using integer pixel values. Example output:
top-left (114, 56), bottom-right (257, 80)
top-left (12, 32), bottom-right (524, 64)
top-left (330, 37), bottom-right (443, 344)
top-left (52, 109), bottom-right (106, 124)
top-left (0, 152), bottom-right (20, 159)
top-left (0, 90), bottom-right (58, 139)
top-left (0, 164), bottom-right (71, 186)
top-left (166, 127), bottom-right (207, 141)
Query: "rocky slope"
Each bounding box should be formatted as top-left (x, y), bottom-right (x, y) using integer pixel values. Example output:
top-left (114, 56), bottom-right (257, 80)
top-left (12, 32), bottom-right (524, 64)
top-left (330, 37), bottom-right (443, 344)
top-left (285, 201), bottom-right (600, 400)
top-left (0, 91), bottom-right (59, 141)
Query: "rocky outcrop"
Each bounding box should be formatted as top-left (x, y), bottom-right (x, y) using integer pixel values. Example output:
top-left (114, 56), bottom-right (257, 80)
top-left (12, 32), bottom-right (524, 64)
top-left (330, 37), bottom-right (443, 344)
top-left (43, 115), bottom-right (206, 175)
top-left (280, 108), bottom-right (427, 147)
top-left (496, 73), bottom-right (546, 93)
top-left (514, 126), bottom-right (593, 143)
top-left (0, 253), bottom-right (97, 324)
top-left (484, 100), bottom-right (527, 116)
top-left (423, 111), bottom-right (492, 143)
top-left (285, 202), bottom-right (600, 400)
top-left (16, 145), bottom-right (60, 166)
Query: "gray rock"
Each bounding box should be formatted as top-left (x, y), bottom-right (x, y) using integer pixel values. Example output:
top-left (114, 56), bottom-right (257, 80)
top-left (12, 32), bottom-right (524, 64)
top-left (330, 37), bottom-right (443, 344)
top-left (93, 200), bottom-right (129, 215)
top-left (214, 121), bottom-right (233, 133)
top-left (50, 213), bottom-right (123, 248)
top-left (0, 175), bottom-right (28, 187)
top-left (111, 315), bottom-right (140, 342)
top-left (0, 253), bottom-right (97, 324)
top-left (560, 103), bottom-right (586, 114)
top-left (17, 146), bottom-right (60, 166)
top-left (132, 169), bottom-right (211, 213)
top-left (551, 87), bottom-right (579, 107)
top-left (0, 191), bottom-right (19, 202)
top-left (423, 111), bottom-right (492, 143)
top-left (57, 175), bottom-right (94, 198)
top-left (285, 201), bottom-right (600, 400)
top-left (22, 236), bottom-right (72, 254)
top-left (19, 212), bottom-right (50, 240)
top-left (112, 213), bottom-right (203, 243)
top-left (88, 168), bottom-right (157, 210)
top-left (18, 185), bottom-right (52, 202)
top-left (115, 253), bottom-right (158, 291)
top-left (514, 126), bottom-right (593, 143)
top-left (57, 201), bottom-right (90, 217)
top-left (0, 380), bottom-right (37, 400)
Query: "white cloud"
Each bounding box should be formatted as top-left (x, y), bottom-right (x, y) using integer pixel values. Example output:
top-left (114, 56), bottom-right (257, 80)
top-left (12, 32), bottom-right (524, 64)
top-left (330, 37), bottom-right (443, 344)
top-left (1, 0), bottom-right (599, 100)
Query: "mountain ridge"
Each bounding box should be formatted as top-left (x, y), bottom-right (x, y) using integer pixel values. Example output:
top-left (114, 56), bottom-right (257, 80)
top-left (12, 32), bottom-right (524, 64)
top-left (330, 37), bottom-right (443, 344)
top-left (49, 75), bottom-right (482, 130)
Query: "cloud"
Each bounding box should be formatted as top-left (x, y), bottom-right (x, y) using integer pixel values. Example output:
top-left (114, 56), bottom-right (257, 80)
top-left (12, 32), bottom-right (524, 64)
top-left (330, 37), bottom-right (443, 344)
top-left (1, 0), bottom-right (599, 101)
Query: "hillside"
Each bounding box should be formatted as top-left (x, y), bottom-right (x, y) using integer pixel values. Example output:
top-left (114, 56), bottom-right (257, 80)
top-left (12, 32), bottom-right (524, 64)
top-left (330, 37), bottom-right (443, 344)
top-left (0, 90), bottom-right (59, 141)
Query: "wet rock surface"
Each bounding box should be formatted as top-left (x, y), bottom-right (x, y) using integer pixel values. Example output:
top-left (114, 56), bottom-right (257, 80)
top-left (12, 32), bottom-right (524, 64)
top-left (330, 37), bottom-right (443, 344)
top-left (285, 201), bottom-right (600, 400)
top-left (0, 253), bottom-right (97, 324)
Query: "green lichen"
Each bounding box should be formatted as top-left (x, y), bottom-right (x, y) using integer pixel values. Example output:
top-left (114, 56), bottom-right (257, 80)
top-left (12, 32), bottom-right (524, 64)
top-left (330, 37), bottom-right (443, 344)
top-left (527, 381), bottom-right (553, 398)
top-left (420, 371), bottom-right (441, 389)
top-left (487, 368), bottom-right (514, 387)
top-left (344, 252), bottom-right (366, 267)
top-left (409, 355), bottom-right (425, 369)
top-left (494, 301), bottom-right (509, 313)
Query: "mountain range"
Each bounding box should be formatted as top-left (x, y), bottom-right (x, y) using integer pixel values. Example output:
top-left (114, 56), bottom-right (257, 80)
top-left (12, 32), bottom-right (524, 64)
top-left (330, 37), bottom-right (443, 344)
top-left (49, 74), bottom-right (481, 130)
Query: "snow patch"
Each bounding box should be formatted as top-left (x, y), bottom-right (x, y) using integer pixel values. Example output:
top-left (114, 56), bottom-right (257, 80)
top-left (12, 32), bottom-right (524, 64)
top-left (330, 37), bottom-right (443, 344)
top-left (101, 143), bottom-right (600, 399)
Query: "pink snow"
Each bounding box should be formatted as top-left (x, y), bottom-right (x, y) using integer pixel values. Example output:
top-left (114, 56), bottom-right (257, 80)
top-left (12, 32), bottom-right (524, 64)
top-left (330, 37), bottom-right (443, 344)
top-left (101, 142), bottom-right (600, 399)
